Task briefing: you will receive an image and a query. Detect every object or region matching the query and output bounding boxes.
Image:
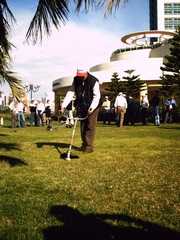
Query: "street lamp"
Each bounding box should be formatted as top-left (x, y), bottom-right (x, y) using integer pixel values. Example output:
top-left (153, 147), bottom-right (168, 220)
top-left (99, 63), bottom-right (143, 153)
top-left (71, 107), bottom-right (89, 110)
top-left (24, 84), bottom-right (41, 100)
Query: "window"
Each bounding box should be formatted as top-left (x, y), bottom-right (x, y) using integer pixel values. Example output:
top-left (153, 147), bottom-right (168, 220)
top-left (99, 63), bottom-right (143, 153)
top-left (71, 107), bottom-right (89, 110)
top-left (164, 18), bottom-right (180, 30)
top-left (164, 3), bottom-right (180, 15)
top-left (165, 10), bottom-right (172, 15)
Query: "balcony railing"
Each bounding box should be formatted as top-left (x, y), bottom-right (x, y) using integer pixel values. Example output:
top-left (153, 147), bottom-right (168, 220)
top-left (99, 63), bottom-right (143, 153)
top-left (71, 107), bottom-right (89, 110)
top-left (111, 38), bottom-right (173, 57)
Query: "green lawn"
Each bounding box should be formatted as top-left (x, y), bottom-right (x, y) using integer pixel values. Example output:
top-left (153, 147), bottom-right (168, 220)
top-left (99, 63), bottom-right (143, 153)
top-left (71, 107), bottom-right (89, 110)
top-left (0, 120), bottom-right (180, 240)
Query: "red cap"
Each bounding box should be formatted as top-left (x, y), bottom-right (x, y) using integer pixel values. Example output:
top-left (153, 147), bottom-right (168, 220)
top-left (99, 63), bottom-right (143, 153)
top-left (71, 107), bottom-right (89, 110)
top-left (76, 70), bottom-right (87, 77)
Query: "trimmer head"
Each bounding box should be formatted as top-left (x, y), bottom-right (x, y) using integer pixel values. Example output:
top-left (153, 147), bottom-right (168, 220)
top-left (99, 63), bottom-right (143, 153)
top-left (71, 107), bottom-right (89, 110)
top-left (60, 152), bottom-right (79, 160)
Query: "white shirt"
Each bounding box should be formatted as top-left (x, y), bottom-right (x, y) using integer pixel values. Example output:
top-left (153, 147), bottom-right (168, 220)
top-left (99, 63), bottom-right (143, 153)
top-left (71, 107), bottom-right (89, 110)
top-left (9, 101), bottom-right (17, 113)
top-left (17, 102), bottom-right (24, 112)
top-left (62, 80), bottom-right (100, 111)
top-left (141, 97), bottom-right (149, 108)
top-left (114, 95), bottom-right (128, 109)
top-left (37, 102), bottom-right (45, 113)
top-left (102, 100), bottom-right (111, 110)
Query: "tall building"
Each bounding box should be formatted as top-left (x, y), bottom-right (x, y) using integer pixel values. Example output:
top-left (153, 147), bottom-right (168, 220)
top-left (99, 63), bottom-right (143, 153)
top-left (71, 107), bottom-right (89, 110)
top-left (149, 0), bottom-right (158, 30)
top-left (150, 0), bottom-right (180, 31)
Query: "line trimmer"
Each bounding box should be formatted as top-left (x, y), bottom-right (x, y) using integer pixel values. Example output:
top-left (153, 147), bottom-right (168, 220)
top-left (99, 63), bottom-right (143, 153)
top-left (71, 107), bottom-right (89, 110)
top-left (63, 115), bottom-right (88, 161)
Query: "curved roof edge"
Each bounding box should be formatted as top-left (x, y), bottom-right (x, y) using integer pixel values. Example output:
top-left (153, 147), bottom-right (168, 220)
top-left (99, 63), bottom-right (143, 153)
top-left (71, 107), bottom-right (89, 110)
top-left (121, 30), bottom-right (176, 46)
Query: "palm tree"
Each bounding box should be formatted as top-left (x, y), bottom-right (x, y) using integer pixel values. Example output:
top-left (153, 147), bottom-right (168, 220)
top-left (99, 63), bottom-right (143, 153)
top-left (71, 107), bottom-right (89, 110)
top-left (0, 0), bottom-right (25, 99)
top-left (0, 0), bottom-right (128, 98)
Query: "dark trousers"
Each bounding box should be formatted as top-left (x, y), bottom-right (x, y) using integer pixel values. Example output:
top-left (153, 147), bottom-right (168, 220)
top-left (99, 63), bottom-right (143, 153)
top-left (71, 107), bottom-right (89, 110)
top-left (103, 110), bottom-right (110, 124)
top-left (37, 111), bottom-right (44, 126)
top-left (164, 110), bottom-right (173, 123)
top-left (80, 107), bottom-right (99, 151)
top-left (127, 110), bottom-right (135, 125)
top-left (141, 108), bottom-right (148, 125)
top-left (30, 112), bottom-right (37, 126)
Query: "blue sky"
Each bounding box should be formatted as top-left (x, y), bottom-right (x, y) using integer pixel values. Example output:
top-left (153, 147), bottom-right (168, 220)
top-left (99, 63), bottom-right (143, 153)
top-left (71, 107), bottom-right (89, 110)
top-left (2, 0), bottom-right (149, 99)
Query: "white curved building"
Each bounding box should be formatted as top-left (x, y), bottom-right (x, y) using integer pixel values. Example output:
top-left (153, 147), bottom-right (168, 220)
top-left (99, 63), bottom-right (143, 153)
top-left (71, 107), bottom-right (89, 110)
top-left (52, 30), bottom-right (175, 101)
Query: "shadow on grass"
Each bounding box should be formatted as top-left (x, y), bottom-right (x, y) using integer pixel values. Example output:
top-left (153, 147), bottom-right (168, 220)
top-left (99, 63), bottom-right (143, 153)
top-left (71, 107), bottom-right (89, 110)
top-left (0, 155), bottom-right (28, 166)
top-left (36, 142), bottom-right (80, 160)
top-left (0, 133), bottom-right (8, 136)
top-left (43, 205), bottom-right (180, 240)
top-left (160, 126), bottom-right (180, 130)
top-left (0, 142), bottom-right (22, 151)
top-left (36, 142), bottom-right (69, 150)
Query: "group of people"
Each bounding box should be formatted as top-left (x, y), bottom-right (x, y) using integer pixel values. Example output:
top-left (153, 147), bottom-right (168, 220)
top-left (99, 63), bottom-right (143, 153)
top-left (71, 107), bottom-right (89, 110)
top-left (9, 98), bottom-right (51, 128)
top-left (29, 98), bottom-right (51, 127)
top-left (9, 99), bottom-right (26, 128)
top-left (140, 91), bottom-right (177, 125)
top-left (101, 90), bottom-right (177, 127)
top-left (101, 93), bottom-right (136, 127)
top-left (164, 96), bottom-right (177, 124)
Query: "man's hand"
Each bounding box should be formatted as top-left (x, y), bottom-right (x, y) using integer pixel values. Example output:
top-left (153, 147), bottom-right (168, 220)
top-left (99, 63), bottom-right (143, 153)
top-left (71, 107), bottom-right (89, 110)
top-left (59, 107), bottom-right (65, 113)
top-left (87, 108), bottom-right (93, 115)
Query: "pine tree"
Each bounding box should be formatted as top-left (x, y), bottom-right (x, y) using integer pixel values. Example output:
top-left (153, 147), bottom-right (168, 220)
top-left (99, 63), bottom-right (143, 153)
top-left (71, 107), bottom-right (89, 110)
top-left (105, 72), bottom-right (127, 102)
top-left (160, 25), bottom-right (180, 97)
top-left (122, 69), bottom-right (146, 98)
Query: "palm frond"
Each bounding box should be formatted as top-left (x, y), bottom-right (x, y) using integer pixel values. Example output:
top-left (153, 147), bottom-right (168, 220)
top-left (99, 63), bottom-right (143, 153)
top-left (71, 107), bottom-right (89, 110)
top-left (25, 0), bottom-right (128, 44)
top-left (0, 70), bottom-right (25, 99)
top-left (74, 0), bottom-right (93, 13)
top-left (75, 0), bottom-right (128, 17)
top-left (0, 46), bottom-right (24, 99)
top-left (25, 0), bottom-right (69, 44)
top-left (0, 0), bottom-right (16, 53)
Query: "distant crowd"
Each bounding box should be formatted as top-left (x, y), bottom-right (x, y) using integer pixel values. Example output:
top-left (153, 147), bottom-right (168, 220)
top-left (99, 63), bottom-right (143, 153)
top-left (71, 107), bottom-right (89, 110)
top-left (101, 91), bottom-right (177, 127)
top-left (9, 98), bottom-right (51, 128)
top-left (8, 91), bottom-right (177, 128)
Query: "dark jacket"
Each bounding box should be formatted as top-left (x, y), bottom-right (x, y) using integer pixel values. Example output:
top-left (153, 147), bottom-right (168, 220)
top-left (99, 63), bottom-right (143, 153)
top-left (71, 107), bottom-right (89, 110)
top-left (74, 73), bottom-right (100, 116)
top-left (150, 95), bottom-right (160, 107)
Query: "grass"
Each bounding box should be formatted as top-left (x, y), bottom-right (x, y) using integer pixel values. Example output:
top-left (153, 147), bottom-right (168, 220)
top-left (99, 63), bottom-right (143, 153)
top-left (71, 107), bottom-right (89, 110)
top-left (0, 119), bottom-right (180, 240)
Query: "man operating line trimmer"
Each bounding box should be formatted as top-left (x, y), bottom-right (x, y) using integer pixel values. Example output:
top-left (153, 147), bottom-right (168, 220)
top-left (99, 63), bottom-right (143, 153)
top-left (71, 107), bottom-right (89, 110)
top-left (60, 66), bottom-right (101, 155)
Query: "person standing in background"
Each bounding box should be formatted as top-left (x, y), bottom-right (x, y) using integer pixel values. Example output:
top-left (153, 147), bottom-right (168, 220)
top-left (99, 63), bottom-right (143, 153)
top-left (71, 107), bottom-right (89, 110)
top-left (102, 96), bottom-right (111, 125)
top-left (45, 99), bottom-right (51, 125)
top-left (150, 90), bottom-right (160, 126)
top-left (164, 96), bottom-right (177, 124)
top-left (114, 92), bottom-right (128, 127)
top-left (141, 94), bottom-right (149, 125)
top-left (9, 98), bottom-right (17, 128)
top-left (65, 101), bottom-right (74, 128)
top-left (37, 99), bottom-right (45, 127)
top-left (29, 99), bottom-right (37, 126)
top-left (126, 96), bottom-right (136, 125)
top-left (17, 99), bottom-right (26, 128)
